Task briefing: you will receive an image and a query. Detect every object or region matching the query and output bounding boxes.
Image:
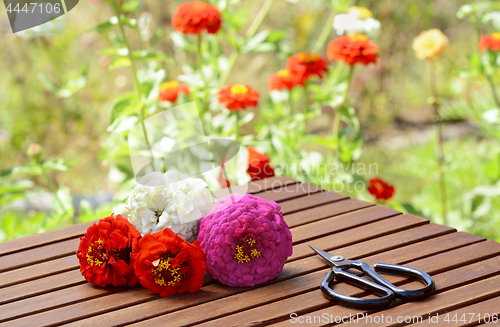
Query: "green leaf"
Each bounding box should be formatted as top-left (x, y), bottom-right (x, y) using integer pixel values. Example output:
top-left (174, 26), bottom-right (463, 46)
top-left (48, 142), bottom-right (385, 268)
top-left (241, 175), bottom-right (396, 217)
top-left (94, 16), bottom-right (119, 34)
top-left (242, 30), bottom-right (270, 53)
top-left (122, 0), bottom-right (141, 13)
top-left (37, 73), bottom-right (59, 93)
top-left (110, 93), bottom-right (138, 125)
top-left (150, 28), bottom-right (165, 48)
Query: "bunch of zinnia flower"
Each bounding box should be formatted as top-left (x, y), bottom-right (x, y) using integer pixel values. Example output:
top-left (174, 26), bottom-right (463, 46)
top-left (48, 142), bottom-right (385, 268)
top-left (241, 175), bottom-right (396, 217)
top-left (77, 215), bottom-right (207, 297)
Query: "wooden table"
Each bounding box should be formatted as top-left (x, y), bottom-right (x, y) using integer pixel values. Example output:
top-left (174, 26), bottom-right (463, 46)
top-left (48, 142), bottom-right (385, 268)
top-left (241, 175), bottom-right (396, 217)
top-left (1, 177), bottom-right (500, 327)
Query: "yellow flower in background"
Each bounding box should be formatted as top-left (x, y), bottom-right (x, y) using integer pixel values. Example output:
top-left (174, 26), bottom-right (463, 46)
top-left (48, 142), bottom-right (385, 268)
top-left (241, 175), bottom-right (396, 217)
top-left (412, 29), bottom-right (449, 60)
top-left (348, 6), bottom-right (373, 20)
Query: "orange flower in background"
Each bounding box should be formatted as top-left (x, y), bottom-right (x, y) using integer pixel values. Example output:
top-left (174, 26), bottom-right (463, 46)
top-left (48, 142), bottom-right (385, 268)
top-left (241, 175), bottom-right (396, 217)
top-left (247, 147), bottom-right (275, 181)
top-left (479, 33), bottom-right (500, 52)
top-left (327, 34), bottom-right (379, 66)
top-left (217, 84), bottom-right (259, 110)
top-left (158, 81), bottom-right (190, 103)
top-left (367, 178), bottom-right (395, 200)
top-left (76, 214), bottom-right (141, 287)
top-left (412, 29), bottom-right (448, 60)
top-left (132, 228), bottom-right (206, 297)
top-left (268, 69), bottom-right (302, 91)
top-left (286, 52), bottom-right (329, 84)
top-left (171, 1), bottom-right (221, 35)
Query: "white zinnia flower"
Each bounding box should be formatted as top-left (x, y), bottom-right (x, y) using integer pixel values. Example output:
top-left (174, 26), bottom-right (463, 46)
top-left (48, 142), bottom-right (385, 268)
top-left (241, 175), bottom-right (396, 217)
top-left (333, 6), bottom-right (381, 38)
top-left (125, 170), bottom-right (214, 242)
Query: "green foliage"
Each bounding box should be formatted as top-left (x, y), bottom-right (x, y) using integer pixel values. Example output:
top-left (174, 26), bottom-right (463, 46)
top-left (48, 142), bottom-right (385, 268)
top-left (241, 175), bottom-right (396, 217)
top-left (2, 0), bottom-right (500, 243)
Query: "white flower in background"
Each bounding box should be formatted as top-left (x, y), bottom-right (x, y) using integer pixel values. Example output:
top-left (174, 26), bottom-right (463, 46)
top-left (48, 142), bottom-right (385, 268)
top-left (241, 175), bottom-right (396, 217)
top-left (125, 170), bottom-right (214, 242)
top-left (333, 6), bottom-right (381, 38)
top-left (16, 18), bottom-right (65, 40)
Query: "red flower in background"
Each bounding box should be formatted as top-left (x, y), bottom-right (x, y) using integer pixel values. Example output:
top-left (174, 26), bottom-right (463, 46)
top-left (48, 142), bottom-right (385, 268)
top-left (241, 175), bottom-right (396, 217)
top-left (327, 34), bottom-right (379, 66)
top-left (367, 178), bottom-right (395, 200)
top-left (479, 33), bottom-right (500, 52)
top-left (158, 81), bottom-right (190, 103)
top-left (76, 214), bottom-right (141, 287)
top-left (132, 229), bottom-right (206, 297)
top-left (268, 69), bottom-right (302, 91)
top-left (285, 52), bottom-right (329, 84)
top-left (247, 147), bottom-right (275, 181)
top-left (217, 84), bottom-right (259, 110)
top-left (218, 159), bottom-right (231, 189)
top-left (171, 1), bottom-right (221, 35)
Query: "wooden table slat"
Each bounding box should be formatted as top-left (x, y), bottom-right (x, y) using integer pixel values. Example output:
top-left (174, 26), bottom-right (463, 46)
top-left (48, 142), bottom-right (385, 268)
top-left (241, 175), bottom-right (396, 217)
top-left (1, 177), bottom-right (499, 327)
top-left (269, 240), bottom-right (500, 327)
top-left (127, 236), bottom-right (492, 327)
top-left (60, 224), bottom-right (457, 327)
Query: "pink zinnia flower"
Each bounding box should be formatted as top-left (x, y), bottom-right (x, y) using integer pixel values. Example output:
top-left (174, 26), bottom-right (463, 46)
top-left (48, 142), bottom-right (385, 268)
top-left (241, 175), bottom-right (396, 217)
top-left (198, 194), bottom-right (293, 287)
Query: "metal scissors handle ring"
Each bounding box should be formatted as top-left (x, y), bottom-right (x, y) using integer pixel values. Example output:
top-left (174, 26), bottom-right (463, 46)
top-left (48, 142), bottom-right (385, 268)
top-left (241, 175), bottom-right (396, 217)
top-left (310, 246), bottom-right (435, 309)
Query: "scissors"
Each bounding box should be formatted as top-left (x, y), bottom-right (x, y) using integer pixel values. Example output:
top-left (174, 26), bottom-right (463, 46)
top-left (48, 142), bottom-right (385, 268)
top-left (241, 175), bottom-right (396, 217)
top-left (309, 246), bottom-right (435, 309)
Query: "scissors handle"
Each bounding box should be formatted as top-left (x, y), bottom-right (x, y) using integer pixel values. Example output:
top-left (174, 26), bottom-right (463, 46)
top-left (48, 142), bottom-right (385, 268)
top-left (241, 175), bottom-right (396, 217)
top-left (321, 269), bottom-right (395, 309)
top-left (351, 260), bottom-right (435, 301)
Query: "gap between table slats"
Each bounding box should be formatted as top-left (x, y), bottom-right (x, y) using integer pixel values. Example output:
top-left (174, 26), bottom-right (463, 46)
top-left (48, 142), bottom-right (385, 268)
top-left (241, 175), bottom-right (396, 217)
top-left (268, 242), bottom-right (500, 327)
top-left (122, 231), bottom-right (489, 327)
top-left (0, 204), bottom-right (400, 323)
top-left (38, 223), bottom-right (456, 327)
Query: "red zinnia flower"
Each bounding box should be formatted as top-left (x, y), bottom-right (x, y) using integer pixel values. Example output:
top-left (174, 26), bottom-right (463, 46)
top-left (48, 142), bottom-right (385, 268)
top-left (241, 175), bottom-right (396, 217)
top-left (268, 69), bottom-right (302, 91)
top-left (247, 147), bottom-right (275, 181)
top-left (479, 32), bottom-right (500, 52)
top-left (285, 52), bottom-right (329, 84)
top-left (217, 84), bottom-right (259, 111)
top-left (367, 178), bottom-right (395, 200)
top-left (132, 228), bottom-right (206, 297)
top-left (76, 214), bottom-right (141, 287)
top-left (171, 1), bottom-right (221, 35)
top-left (158, 81), bottom-right (190, 103)
top-left (327, 34), bottom-right (379, 66)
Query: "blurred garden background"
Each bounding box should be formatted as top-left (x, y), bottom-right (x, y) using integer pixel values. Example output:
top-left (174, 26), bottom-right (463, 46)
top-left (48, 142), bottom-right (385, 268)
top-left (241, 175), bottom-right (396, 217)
top-left (1, 0), bottom-right (500, 242)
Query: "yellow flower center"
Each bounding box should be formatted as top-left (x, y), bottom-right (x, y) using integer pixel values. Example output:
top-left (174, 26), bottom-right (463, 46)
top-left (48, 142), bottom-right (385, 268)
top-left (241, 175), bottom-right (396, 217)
top-left (492, 32), bottom-right (500, 40)
top-left (277, 69), bottom-right (290, 77)
top-left (161, 81), bottom-right (179, 90)
top-left (348, 6), bottom-right (373, 20)
top-left (86, 238), bottom-right (108, 266)
top-left (234, 237), bottom-right (261, 264)
top-left (298, 53), bottom-right (319, 63)
top-left (230, 84), bottom-right (249, 94)
top-left (349, 33), bottom-right (368, 42)
top-left (151, 256), bottom-right (186, 287)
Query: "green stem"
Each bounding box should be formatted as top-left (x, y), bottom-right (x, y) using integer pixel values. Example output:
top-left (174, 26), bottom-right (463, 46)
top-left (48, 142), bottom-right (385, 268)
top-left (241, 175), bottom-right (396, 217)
top-left (429, 60), bottom-right (448, 225)
top-left (39, 163), bottom-right (65, 211)
top-left (288, 94), bottom-right (294, 115)
top-left (486, 67), bottom-right (500, 108)
top-left (303, 81), bottom-right (310, 113)
top-left (235, 110), bottom-right (241, 141)
top-left (313, 10), bottom-right (335, 52)
top-left (40, 37), bottom-right (62, 86)
top-left (219, 0), bottom-right (275, 87)
top-left (331, 65), bottom-right (354, 140)
top-left (110, 0), bottom-right (156, 171)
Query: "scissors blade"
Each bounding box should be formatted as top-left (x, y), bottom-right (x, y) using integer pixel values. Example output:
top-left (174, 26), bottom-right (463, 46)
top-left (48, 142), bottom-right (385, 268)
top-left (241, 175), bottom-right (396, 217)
top-left (309, 245), bottom-right (337, 267)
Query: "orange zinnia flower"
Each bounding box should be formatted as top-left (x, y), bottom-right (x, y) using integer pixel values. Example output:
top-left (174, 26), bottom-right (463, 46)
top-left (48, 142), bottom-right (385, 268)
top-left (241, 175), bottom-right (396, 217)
top-left (217, 84), bottom-right (259, 111)
top-left (268, 69), bottom-right (302, 91)
top-left (76, 214), bottom-right (141, 287)
top-left (171, 1), bottom-right (221, 35)
top-left (247, 147), bottom-right (275, 181)
top-left (286, 52), bottom-right (329, 84)
top-left (327, 34), bottom-right (379, 66)
top-left (132, 228), bottom-right (206, 297)
top-left (479, 32), bottom-right (500, 52)
top-left (158, 81), bottom-right (190, 103)
top-left (367, 178), bottom-right (395, 200)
